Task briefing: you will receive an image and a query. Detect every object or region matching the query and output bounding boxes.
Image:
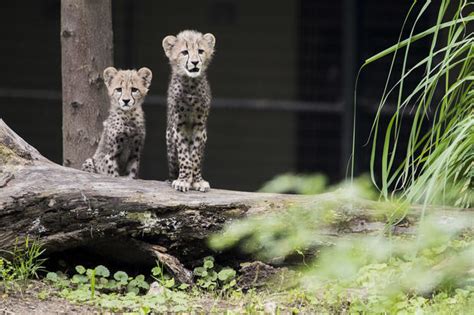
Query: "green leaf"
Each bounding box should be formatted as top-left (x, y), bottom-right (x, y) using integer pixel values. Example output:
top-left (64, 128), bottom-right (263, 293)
top-left (86, 268), bottom-right (94, 277)
top-left (193, 267), bottom-right (206, 276)
top-left (203, 256), bottom-right (215, 263)
top-left (126, 291), bottom-right (137, 297)
top-left (151, 266), bottom-right (162, 276)
top-left (94, 265), bottom-right (110, 278)
top-left (163, 277), bottom-right (175, 288)
top-left (204, 259), bottom-right (214, 269)
top-left (138, 281), bottom-right (150, 290)
top-left (218, 268), bottom-right (236, 282)
top-left (178, 283), bottom-right (190, 290)
top-left (104, 279), bottom-right (117, 289)
top-left (71, 274), bottom-right (88, 284)
top-left (75, 265), bottom-right (86, 275)
top-left (364, 16), bottom-right (474, 64)
top-left (172, 305), bottom-right (188, 312)
top-left (98, 277), bottom-right (108, 285)
top-left (46, 272), bottom-right (59, 282)
top-left (113, 271), bottom-right (128, 283)
top-left (127, 285), bottom-right (139, 295)
top-left (140, 306), bottom-right (151, 315)
top-left (208, 271), bottom-right (218, 281)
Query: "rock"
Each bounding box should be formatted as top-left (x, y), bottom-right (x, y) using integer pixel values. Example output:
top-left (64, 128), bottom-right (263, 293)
top-left (237, 261), bottom-right (279, 290)
top-left (264, 301), bottom-right (277, 314)
top-left (146, 282), bottom-right (166, 296)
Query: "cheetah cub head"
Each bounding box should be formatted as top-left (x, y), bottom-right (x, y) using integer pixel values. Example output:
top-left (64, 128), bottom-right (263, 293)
top-left (162, 30), bottom-right (216, 78)
top-left (103, 67), bottom-right (153, 111)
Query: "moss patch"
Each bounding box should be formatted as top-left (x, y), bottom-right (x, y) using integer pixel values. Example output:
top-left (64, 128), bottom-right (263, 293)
top-left (0, 143), bottom-right (19, 164)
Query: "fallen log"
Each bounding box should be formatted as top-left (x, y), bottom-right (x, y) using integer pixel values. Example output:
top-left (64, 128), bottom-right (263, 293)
top-left (0, 119), bottom-right (472, 281)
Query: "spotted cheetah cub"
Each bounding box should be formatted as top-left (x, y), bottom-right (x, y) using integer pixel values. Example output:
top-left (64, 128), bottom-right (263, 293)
top-left (162, 30), bottom-right (216, 192)
top-left (81, 67), bottom-right (152, 178)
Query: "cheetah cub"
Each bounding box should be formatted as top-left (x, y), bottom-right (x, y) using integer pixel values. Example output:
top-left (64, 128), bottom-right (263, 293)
top-left (81, 67), bottom-right (153, 178)
top-left (162, 30), bottom-right (216, 192)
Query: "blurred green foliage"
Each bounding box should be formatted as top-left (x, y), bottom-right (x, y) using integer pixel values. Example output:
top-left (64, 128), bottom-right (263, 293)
top-left (259, 173), bottom-right (328, 195)
top-left (260, 173), bottom-right (380, 201)
top-left (210, 171), bottom-right (474, 313)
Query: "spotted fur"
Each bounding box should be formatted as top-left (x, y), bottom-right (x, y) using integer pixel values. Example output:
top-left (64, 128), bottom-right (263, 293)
top-left (81, 67), bottom-right (152, 178)
top-left (162, 30), bottom-right (216, 192)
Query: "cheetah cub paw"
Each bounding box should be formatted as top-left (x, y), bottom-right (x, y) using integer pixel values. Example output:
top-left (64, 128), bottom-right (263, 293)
top-left (192, 180), bottom-right (210, 192)
top-left (81, 158), bottom-right (96, 173)
top-left (172, 179), bottom-right (191, 192)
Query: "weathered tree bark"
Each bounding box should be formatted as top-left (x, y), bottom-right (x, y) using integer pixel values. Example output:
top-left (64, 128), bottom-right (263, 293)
top-left (0, 120), bottom-right (472, 281)
top-left (61, 0), bottom-right (113, 168)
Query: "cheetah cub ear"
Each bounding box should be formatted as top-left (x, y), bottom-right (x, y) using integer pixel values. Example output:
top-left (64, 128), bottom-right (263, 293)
top-left (203, 33), bottom-right (216, 50)
top-left (138, 67), bottom-right (153, 89)
top-left (162, 35), bottom-right (177, 58)
top-left (103, 67), bottom-right (118, 87)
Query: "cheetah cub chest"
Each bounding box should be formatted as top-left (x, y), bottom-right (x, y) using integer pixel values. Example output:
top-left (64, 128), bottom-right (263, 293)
top-left (81, 67), bottom-right (152, 178)
top-left (162, 30), bottom-right (216, 192)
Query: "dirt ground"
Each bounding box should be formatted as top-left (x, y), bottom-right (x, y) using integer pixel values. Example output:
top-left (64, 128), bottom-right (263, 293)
top-left (0, 281), bottom-right (97, 314)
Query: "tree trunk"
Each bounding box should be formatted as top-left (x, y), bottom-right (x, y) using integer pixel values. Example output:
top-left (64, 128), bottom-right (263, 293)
top-left (61, 0), bottom-right (113, 169)
top-left (0, 121), bottom-right (472, 281)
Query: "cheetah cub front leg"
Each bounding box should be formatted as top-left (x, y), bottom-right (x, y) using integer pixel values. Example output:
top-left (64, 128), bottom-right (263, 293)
top-left (169, 116), bottom-right (209, 192)
top-left (163, 30), bottom-right (216, 192)
top-left (170, 126), bottom-right (193, 192)
top-left (190, 127), bottom-right (210, 192)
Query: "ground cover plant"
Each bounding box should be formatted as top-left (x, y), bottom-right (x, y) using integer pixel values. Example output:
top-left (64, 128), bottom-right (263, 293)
top-left (0, 236), bottom-right (46, 293)
top-left (2, 233), bottom-right (472, 313)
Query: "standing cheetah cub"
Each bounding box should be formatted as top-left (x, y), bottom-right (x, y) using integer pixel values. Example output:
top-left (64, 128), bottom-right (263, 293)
top-left (81, 67), bottom-right (152, 178)
top-left (162, 30), bottom-right (216, 192)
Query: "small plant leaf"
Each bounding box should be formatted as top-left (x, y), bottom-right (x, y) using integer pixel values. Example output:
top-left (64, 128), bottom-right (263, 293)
top-left (71, 274), bottom-right (88, 284)
top-left (46, 272), bottom-right (59, 282)
top-left (204, 260), bottom-right (214, 269)
top-left (218, 268), bottom-right (236, 282)
top-left (75, 265), bottom-right (86, 275)
top-left (193, 267), bottom-right (206, 276)
top-left (151, 266), bottom-right (162, 276)
top-left (203, 256), bottom-right (215, 263)
top-left (163, 277), bottom-right (175, 288)
top-left (95, 265), bottom-right (110, 278)
top-left (114, 271), bottom-right (128, 283)
top-left (86, 268), bottom-right (94, 277)
top-left (138, 280), bottom-right (150, 290)
top-left (127, 285), bottom-right (139, 295)
top-left (178, 283), bottom-right (190, 290)
top-left (105, 279), bottom-right (117, 289)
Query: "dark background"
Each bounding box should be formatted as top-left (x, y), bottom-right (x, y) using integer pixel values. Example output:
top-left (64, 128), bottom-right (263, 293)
top-left (0, 0), bottom-right (436, 191)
